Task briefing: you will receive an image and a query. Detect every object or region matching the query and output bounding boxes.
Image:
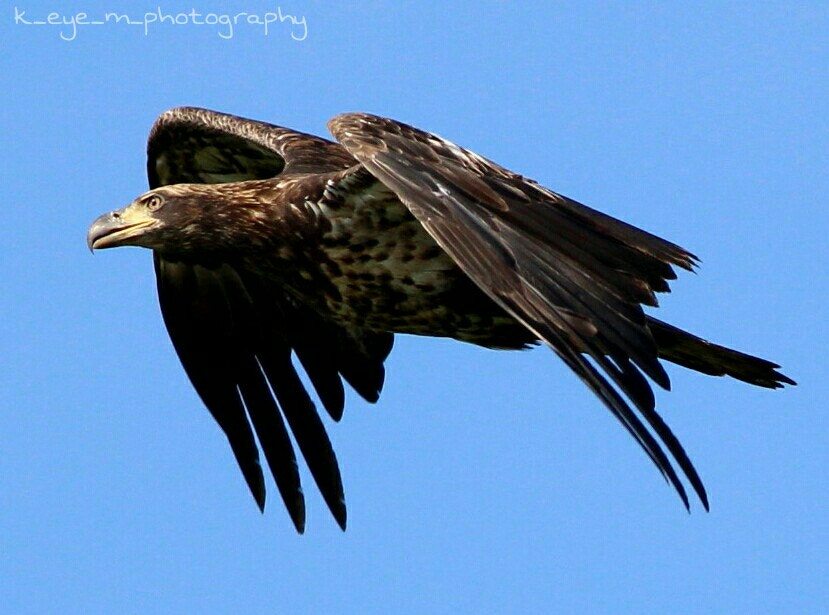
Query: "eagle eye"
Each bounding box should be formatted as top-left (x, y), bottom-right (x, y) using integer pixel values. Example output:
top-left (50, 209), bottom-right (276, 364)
top-left (145, 194), bottom-right (163, 211)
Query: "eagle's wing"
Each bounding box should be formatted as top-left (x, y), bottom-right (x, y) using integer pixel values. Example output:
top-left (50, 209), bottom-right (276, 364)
top-left (329, 113), bottom-right (707, 510)
top-left (148, 107), bottom-right (392, 532)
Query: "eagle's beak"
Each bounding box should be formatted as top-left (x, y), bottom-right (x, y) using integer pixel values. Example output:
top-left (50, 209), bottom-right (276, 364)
top-left (87, 204), bottom-right (158, 251)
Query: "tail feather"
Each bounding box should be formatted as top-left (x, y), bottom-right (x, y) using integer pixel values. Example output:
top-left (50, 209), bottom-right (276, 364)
top-left (648, 317), bottom-right (795, 389)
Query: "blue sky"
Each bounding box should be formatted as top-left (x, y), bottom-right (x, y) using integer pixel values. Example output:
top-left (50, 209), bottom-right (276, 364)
top-left (1, 2), bottom-right (826, 613)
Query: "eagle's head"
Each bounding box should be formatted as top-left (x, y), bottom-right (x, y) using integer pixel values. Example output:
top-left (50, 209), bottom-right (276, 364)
top-left (87, 183), bottom-right (273, 260)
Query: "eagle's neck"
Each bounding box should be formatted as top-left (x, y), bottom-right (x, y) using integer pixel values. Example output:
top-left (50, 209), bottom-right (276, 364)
top-left (159, 178), bottom-right (327, 267)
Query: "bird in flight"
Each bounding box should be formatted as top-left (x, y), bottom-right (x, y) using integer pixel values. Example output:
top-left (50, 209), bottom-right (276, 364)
top-left (87, 108), bottom-right (793, 532)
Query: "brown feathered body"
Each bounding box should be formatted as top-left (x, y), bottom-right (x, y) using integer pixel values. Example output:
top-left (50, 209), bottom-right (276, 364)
top-left (153, 171), bottom-right (535, 351)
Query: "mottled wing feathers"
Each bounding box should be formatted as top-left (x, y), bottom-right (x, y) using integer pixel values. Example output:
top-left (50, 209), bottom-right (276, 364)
top-left (147, 108), bottom-right (392, 530)
top-left (148, 106), bottom-right (356, 187)
top-left (329, 113), bottom-right (708, 509)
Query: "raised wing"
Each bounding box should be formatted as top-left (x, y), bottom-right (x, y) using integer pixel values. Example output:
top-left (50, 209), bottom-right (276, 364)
top-left (329, 113), bottom-right (708, 510)
top-left (148, 106), bottom-right (355, 185)
top-left (149, 107), bottom-right (392, 531)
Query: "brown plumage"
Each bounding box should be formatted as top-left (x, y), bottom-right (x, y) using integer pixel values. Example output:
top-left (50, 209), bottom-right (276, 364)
top-left (87, 107), bottom-right (794, 532)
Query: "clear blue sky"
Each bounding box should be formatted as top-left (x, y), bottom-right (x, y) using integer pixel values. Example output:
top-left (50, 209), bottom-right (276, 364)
top-left (2, 2), bottom-right (826, 613)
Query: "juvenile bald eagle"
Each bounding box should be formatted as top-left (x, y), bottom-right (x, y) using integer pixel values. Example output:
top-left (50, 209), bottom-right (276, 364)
top-left (87, 108), bottom-right (793, 532)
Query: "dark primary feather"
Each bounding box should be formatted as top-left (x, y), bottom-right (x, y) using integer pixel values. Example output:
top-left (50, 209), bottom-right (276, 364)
top-left (148, 108), bottom-right (391, 531)
top-left (154, 258), bottom-right (270, 512)
top-left (329, 112), bottom-right (711, 508)
top-left (95, 107), bottom-right (793, 530)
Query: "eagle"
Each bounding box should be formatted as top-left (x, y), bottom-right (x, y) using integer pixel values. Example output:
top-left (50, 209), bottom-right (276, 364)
top-left (87, 108), bottom-right (793, 532)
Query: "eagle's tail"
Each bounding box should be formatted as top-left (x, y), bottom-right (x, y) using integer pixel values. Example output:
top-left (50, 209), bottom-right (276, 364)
top-left (648, 317), bottom-right (795, 389)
